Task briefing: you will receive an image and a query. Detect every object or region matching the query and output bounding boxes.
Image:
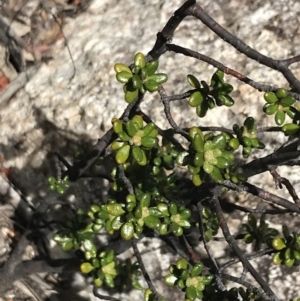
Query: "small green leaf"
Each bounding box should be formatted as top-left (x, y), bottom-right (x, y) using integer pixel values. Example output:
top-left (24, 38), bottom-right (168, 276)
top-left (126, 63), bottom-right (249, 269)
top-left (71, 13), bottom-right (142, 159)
top-left (196, 102), bottom-right (208, 117)
top-left (272, 252), bottom-right (282, 265)
top-left (279, 96), bottom-right (295, 107)
top-left (106, 203), bottom-right (125, 216)
top-left (126, 120), bottom-right (140, 137)
top-left (121, 222), bottom-right (135, 240)
top-left (114, 63), bottom-right (132, 74)
top-left (186, 286), bottom-right (197, 300)
top-left (112, 119), bottom-right (124, 134)
top-left (264, 92), bottom-right (278, 104)
top-left (263, 103), bottom-right (278, 115)
top-left (282, 123), bottom-right (300, 136)
top-left (134, 52), bottom-right (146, 68)
top-left (144, 60), bottom-right (159, 76)
top-left (275, 88), bottom-right (288, 99)
top-left (192, 174), bottom-right (202, 186)
top-left (272, 237), bottom-right (286, 250)
top-left (216, 156), bottom-right (229, 169)
top-left (193, 133), bottom-right (205, 152)
top-left (144, 79), bottom-right (159, 92)
top-left (176, 258), bottom-right (189, 270)
top-left (141, 136), bottom-right (158, 148)
top-left (80, 262), bottom-right (95, 274)
top-left (188, 91), bottom-right (204, 107)
top-left (187, 74), bottom-right (201, 89)
top-left (132, 146), bottom-right (147, 165)
top-left (115, 144), bottom-right (130, 164)
top-left (132, 75), bottom-right (143, 89)
top-left (61, 239), bottom-right (74, 251)
top-left (194, 152), bottom-right (204, 167)
top-left (125, 88), bottom-right (139, 103)
top-left (203, 162), bottom-right (214, 174)
top-left (164, 274), bottom-right (178, 286)
top-left (169, 203), bottom-right (178, 215)
top-left (275, 110), bottom-right (286, 126)
top-left (191, 263), bottom-right (203, 277)
top-left (209, 166), bottom-right (224, 183)
top-left (116, 71), bottom-right (133, 84)
top-left (148, 73), bottom-right (168, 84)
top-left (111, 141), bottom-right (126, 151)
top-left (229, 138), bottom-right (240, 150)
top-left (144, 215), bottom-right (161, 229)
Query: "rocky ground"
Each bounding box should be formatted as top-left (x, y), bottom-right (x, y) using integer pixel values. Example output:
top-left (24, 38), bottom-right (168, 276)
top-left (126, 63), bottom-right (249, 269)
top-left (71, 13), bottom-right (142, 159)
top-left (0, 0), bottom-right (300, 300)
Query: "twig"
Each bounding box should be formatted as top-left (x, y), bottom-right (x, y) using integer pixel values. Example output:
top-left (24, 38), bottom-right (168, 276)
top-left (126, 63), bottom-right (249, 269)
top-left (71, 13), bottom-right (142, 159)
top-left (211, 196), bottom-right (279, 301)
top-left (132, 241), bottom-right (163, 301)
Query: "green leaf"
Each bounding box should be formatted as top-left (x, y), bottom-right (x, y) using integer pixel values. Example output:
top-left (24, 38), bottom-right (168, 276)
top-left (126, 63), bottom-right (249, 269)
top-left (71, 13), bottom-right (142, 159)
top-left (141, 136), bottom-right (158, 148)
top-left (186, 286), bottom-right (197, 300)
top-left (61, 239), bottom-right (74, 251)
top-left (132, 146), bottom-right (147, 165)
top-left (187, 74), bottom-right (201, 89)
top-left (126, 120), bottom-right (139, 137)
top-left (169, 203), bottom-right (178, 215)
top-left (144, 215), bottom-right (161, 229)
top-left (272, 237), bottom-right (286, 250)
top-left (148, 73), bottom-right (168, 84)
top-left (111, 141), bottom-right (126, 151)
top-left (112, 119), bottom-right (124, 134)
top-left (114, 63), bottom-right (132, 74)
top-left (106, 203), bottom-right (125, 216)
top-left (279, 96), bottom-right (295, 107)
top-left (144, 79), bottom-right (159, 92)
top-left (193, 152), bottom-right (204, 167)
top-left (191, 263), bottom-right (203, 277)
top-left (282, 123), bottom-right (300, 136)
top-left (131, 115), bottom-right (144, 129)
top-left (125, 88), bottom-right (139, 103)
top-left (80, 262), bottom-right (95, 274)
top-left (276, 88), bottom-right (288, 99)
top-left (193, 133), bottom-right (205, 152)
top-left (188, 91), bottom-right (203, 107)
top-left (264, 92), bottom-right (278, 104)
top-left (263, 103), bottom-right (278, 115)
top-left (121, 222), bottom-right (135, 240)
top-left (275, 110), bottom-right (286, 126)
top-left (115, 144), bottom-right (130, 164)
top-left (211, 134), bottom-right (226, 150)
top-left (116, 71), bottom-right (133, 84)
top-left (192, 174), bottom-right (202, 186)
top-left (144, 60), bottom-right (159, 76)
top-left (196, 102), bottom-right (208, 117)
top-left (216, 156), bottom-right (229, 169)
top-left (203, 162), bottom-right (214, 174)
top-left (209, 166), bottom-right (224, 183)
top-left (229, 138), bottom-right (240, 150)
top-left (132, 75), bottom-right (143, 89)
top-left (134, 52), bottom-right (146, 68)
top-left (164, 274), bottom-right (178, 286)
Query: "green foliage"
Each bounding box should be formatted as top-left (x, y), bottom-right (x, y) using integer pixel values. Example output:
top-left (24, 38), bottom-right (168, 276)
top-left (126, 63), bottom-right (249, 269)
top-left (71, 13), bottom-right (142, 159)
top-left (164, 258), bottom-right (213, 300)
top-left (49, 47), bottom-right (300, 300)
top-left (114, 52), bottom-right (168, 103)
top-left (232, 117), bottom-right (265, 158)
top-left (48, 176), bottom-right (70, 194)
top-left (203, 285), bottom-right (265, 301)
top-left (242, 214), bottom-right (278, 251)
top-left (112, 115), bottom-right (158, 166)
top-left (187, 70), bottom-right (234, 118)
top-left (271, 225), bottom-right (300, 268)
top-left (263, 89), bottom-right (300, 126)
